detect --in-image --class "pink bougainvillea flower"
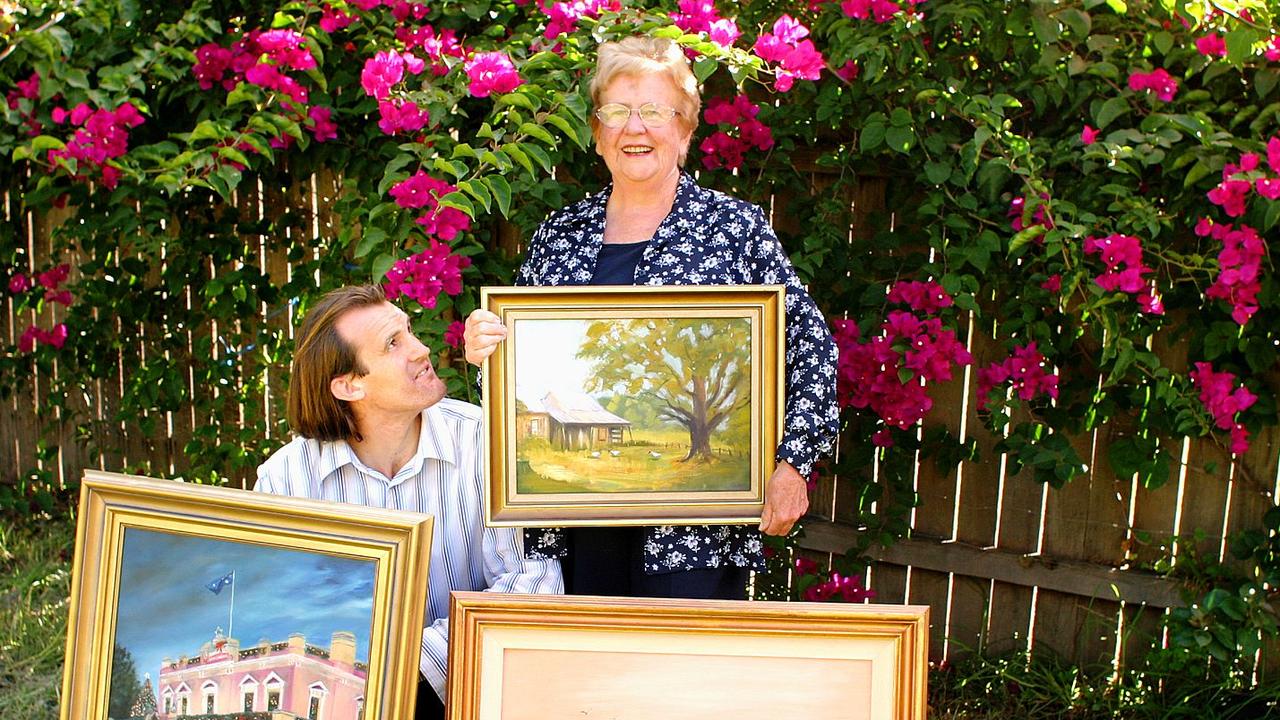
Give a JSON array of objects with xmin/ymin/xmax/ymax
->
[
  {"xmin": 977, "ymin": 342, "xmax": 1058, "ymax": 411},
  {"xmin": 1190, "ymin": 362, "xmax": 1256, "ymax": 454},
  {"xmin": 17, "ymin": 326, "xmax": 39, "ymax": 353},
  {"xmin": 444, "ymin": 320, "xmax": 466, "ymax": 348},
  {"xmin": 1207, "ymin": 178, "xmax": 1251, "ymax": 217},
  {"xmin": 887, "ymin": 280, "xmax": 953, "ymax": 314},
  {"xmin": 37, "ymin": 264, "xmax": 70, "ymax": 290},
  {"xmin": 389, "ymin": 170, "xmax": 450, "ymax": 209},
  {"xmin": 835, "ymin": 60, "xmax": 860, "ymax": 82},
  {"xmin": 8, "ymin": 273, "xmax": 30, "ymax": 294},
  {"xmin": 1267, "ymin": 36, "xmax": 1280, "ymax": 62},
  {"xmin": 543, "ymin": 0, "xmax": 620, "ymax": 40},
  {"xmin": 699, "ymin": 95, "xmax": 774, "ymax": 170},
  {"xmin": 1202, "ymin": 220, "xmax": 1266, "ymax": 326},
  {"xmin": 362, "ymin": 50, "xmax": 410, "ymax": 99},
  {"xmin": 1256, "ymin": 177, "xmax": 1280, "ymax": 200},
  {"xmin": 841, "ymin": 0, "xmax": 908, "ymax": 23},
  {"xmin": 1081, "ymin": 125, "xmax": 1099, "ymax": 145},
  {"xmin": 377, "ymin": 98, "xmax": 432, "ymax": 135},
  {"xmin": 319, "ymin": 4, "xmax": 356, "ymax": 32},
  {"xmin": 464, "ymin": 51, "xmax": 523, "ymax": 98},
  {"xmin": 1041, "ymin": 274, "xmax": 1061, "ymax": 292},
  {"xmin": 308, "ymin": 106, "xmax": 338, "ymax": 142},
  {"xmin": 383, "ymin": 239, "xmax": 472, "ymax": 309},
  {"xmin": 1127, "ymin": 68, "xmax": 1178, "ymax": 102},
  {"xmin": 753, "ymin": 15, "xmax": 825, "ymax": 92},
  {"xmin": 1196, "ymin": 33, "xmax": 1227, "ymax": 57}
]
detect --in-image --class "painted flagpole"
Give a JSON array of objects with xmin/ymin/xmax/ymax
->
[{"xmin": 227, "ymin": 570, "xmax": 235, "ymax": 641}]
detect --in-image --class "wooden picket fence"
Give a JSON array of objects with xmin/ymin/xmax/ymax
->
[{"xmin": 2, "ymin": 165, "xmax": 1277, "ymax": 676}]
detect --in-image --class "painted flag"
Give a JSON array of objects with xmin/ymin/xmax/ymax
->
[{"xmin": 205, "ymin": 571, "xmax": 234, "ymax": 595}]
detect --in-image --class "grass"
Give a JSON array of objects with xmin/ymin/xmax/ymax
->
[
  {"xmin": 929, "ymin": 651, "xmax": 1280, "ymax": 719},
  {"xmin": 0, "ymin": 516, "xmax": 72, "ymax": 720},
  {"xmin": 517, "ymin": 432, "xmax": 750, "ymax": 494}
]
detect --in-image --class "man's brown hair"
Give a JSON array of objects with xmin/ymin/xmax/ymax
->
[{"xmin": 287, "ymin": 284, "xmax": 388, "ymax": 441}]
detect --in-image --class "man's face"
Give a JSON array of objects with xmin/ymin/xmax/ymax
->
[{"xmin": 333, "ymin": 302, "xmax": 446, "ymax": 416}]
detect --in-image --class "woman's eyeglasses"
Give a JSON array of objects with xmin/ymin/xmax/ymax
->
[{"xmin": 593, "ymin": 102, "xmax": 681, "ymax": 129}]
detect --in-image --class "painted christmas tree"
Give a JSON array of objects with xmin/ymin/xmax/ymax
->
[{"xmin": 129, "ymin": 673, "xmax": 157, "ymax": 718}]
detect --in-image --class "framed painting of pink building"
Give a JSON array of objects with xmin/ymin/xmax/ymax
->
[{"xmin": 60, "ymin": 470, "xmax": 433, "ymax": 720}]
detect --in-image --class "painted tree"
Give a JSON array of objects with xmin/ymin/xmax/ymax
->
[
  {"xmin": 130, "ymin": 673, "xmax": 157, "ymax": 719},
  {"xmin": 107, "ymin": 644, "xmax": 142, "ymax": 719},
  {"xmin": 577, "ymin": 318, "xmax": 752, "ymax": 461}
]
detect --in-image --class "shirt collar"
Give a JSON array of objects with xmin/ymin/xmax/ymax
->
[{"xmin": 316, "ymin": 404, "xmax": 457, "ymax": 483}]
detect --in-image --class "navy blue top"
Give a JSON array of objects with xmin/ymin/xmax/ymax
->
[{"xmin": 591, "ymin": 240, "xmax": 649, "ymax": 284}]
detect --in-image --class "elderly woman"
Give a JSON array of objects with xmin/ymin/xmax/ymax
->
[{"xmin": 464, "ymin": 36, "xmax": 838, "ymax": 601}]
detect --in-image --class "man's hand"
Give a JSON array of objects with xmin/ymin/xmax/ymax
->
[
  {"xmin": 759, "ymin": 460, "xmax": 808, "ymax": 536},
  {"xmin": 463, "ymin": 308, "xmax": 508, "ymax": 367}
]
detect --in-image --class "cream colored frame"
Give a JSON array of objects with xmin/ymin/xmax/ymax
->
[
  {"xmin": 446, "ymin": 592, "xmax": 929, "ymax": 720},
  {"xmin": 481, "ymin": 285, "xmax": 784, "ymax": 527},
  {"xmin": 61, "ymin": 470, "xmax": 434, "ymax": 720}
]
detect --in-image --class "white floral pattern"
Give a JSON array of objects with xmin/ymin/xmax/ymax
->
[{"xmin": 520, "ymin": 173, "xmax": 839, "ymax": 573}]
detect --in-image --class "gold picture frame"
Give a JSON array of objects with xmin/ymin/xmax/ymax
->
[
  {"xmin": 61, "ymin": 470, "xmax": 433, "ymax": 720},
  {"xmin": 446, "ymin": 592, "xmax": 929, "ymax": 720},
  {"xmin": 481, "ymin": 285, "xmax": 784, "ymax": 527}
]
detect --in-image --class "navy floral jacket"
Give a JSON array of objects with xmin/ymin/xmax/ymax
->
[{"xmin": 520, "ymin": 173, "xmax": 840, "ymax": 573}]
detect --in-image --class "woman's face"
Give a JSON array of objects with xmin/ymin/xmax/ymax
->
[{"xmin": 594, "ymin": 73, "xmax": 692, "ymax": 188}]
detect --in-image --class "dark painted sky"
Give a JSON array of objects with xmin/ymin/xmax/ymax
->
[{"xmin": 113, "ymin": 527, "xmax": 377, "ymax": 685}]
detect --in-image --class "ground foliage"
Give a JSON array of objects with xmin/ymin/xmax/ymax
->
[{"xmin": 2, "ymin": 0, "xmax": 1280, "ymax": 698}]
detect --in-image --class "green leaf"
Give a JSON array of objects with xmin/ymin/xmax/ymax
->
[
  {"xmin": 503, "ymin": 142, "xmax": 536, "ymax": 176},
  {"xmin": 924, "ymin": 160, "xmax": 951, "ymax": 185},
  {"xmin": 459, "ymin": 179, "xmax": 493, "ymax": 214},
  {"xmin": 217, "ymin": 146, "xmax": 251, "ymax": 167},
  {"xmin": 1151, "ymin": 31, "xmax": 1173, "ymax": 57},
  {"xmin": 693, "ymin": 57, "xmax": 718, "ymax": 83},
  {"xmin": 190, "ymin": 120, "xmax": 225, "ymax": 143},
  {"xmin": 31, "ymin": 135, "xmax": 66, "ymax": 153},
  {"xmin": 1059, "ymin": 8, "xmax": 1091, "ymax": 38},
  {"xmin": 434, "ymin": 157, "xmax": 464, "ymax": 179},
  {"xmin": 372, "ymin": 253, "xmax": 396, "ymax": 281},
  {"xmin": 1225, "ymin": 28, "xmax": 1259, "ymax": 66},
  {"xmin": 523, "ymin": 144, "xmax": 554, "ymax": 173},
  {"xmin": 544, "ymin": 113, "xmax": 584, "ymax": 150},
  {"xmin": 226, "ymin": 84, "xmax": 259, "ymax": 107},
  {"xmin": 497, "ymin": 92, "xmax": 538, "ymax": 112},
  {"xmin": 519, "ymin": 122, "xmax": 558, "ymax": 148},
  {"xmin": 437, "ymin": 191, "xmax": 475, "ymax": 218},
  {"xmin": 486, "ymin": 174, "xmax": 512, "ymax": 217},
  {"xmin": 884, "ymin": 126, "xmax": 914, "ymax": 153},
  {"xmin": 354, "ymin": 227, "xmax": 388, "ymax": 259},
  {"xmin": 1105, "ymin": 0, "xmax": 1126, "ymax": 13},
  {"xmin": 452, "ymin": 144, "xmax": 479, "ymax": 160},
  {"xmin": 860, "ymin": 122, "xmax": 886, "ymax": 153},
  {"xmin": 1096, "ymin": 96, "xmax": 1129, "ymax": 129}
]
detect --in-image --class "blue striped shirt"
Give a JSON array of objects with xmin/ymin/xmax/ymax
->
[{"xmin": 254, "ymin": 397, "xmax": 563, "ymax": 700}]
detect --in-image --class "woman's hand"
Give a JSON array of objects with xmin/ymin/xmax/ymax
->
[
  {"xmin": 759, "ymin": 461, "xmax": 808, "ymax": 536},
  {"xmin": 464, "ymin": 308, "xmax": 508, "ymax": 367}
]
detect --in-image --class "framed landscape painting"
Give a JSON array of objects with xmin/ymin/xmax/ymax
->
[
  {"xmin": 61, "ymin": 470, "xmax": 433, "ymax": 720},
  {"xmin": 480, "ymin": 285, "xmax": 784, "ymax": 526},
  {"xmin": 446, "ymin": 592, "xmax": 930, "ymax": 720}
]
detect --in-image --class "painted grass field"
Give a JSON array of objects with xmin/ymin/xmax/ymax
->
[{"xmin": 516, "ymin": 430, "xmax": 750, "ymax": 494}]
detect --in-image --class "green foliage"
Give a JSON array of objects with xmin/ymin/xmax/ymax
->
[{"xmin": 0, "ymin": 522, "xmax": 71, "ymax": 720}]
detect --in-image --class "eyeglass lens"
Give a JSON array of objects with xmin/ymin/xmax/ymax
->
[{"xmin": 595, "ymin": 103, "xmax": 677, "ymax": 128}]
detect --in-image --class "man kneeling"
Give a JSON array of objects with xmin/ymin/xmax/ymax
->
[{"xmin": 256, "ymin": 285, "xmax": 563, "ymax": 719}]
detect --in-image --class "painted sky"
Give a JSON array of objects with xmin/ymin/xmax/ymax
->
[
  {"xmin": 113, "ymin": 527, "xmax": 376, "ymax": 686},
  {"xmin": 512, "ymin": 318, "xmax": 601, "ymax": 401}
]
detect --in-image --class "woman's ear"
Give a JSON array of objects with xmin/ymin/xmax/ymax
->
[{"xmin": 330, "ymin": 373, "xmax": 365, "ymax": 403}]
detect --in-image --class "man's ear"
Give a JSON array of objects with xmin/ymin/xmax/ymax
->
[{"xmin": 330, "ymin": 373, "xmax": 365, "ymax": 403}]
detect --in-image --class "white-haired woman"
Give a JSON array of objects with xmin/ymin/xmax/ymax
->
[{"xmin": 465, "ymin": 36, "xmax": 838, "ymax": 600}]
